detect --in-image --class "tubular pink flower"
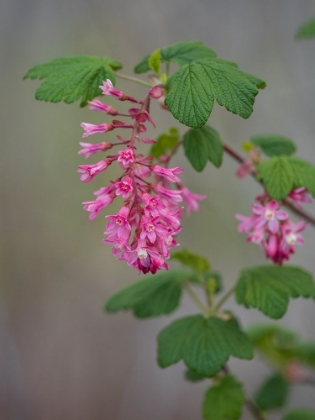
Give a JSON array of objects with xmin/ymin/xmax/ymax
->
[
  {"xmin": 152, "ymin": 165, "xmax": 184, "ymax": 183},
  {"xmin": 288, "ymin": 188, "xmax": 312, "ymax": 208},
  {"xmin": 78, "ymin": 160, "xmax": 109, "ymax": 182},
  {"xmin": 80, "ymin": 122, "xmax": 113, "ymax": 138},
  {"xmin": 88, "ymin": 99, "xmax": 118, "ymax": 115},
  {"xmin": 99, "ymin": 79, "xmax": 125, "ymax": 100},
  {"xmin": 115, "ymin": 177, "xmax": 133, "ymax": 198},
  {"xmin": 154, "ymin": 184, "xmax": 183, "ymax": 203},
  {"xmin": 78, "ymin": 141, "xmax": 113, "ymax": 159},
  {"xmin": 181, "ymin": 186, "xmax": 207, "ymax": 215},
  {"xmin": 82, "ymin": 194, "xmax": 113, "ymax": 220}
]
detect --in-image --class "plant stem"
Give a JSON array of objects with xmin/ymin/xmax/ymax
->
[
  {"xmin": 115, "ymin": 72, "xmax": 152, "ymax": 87},
  {"xmin": 214, "ymin": 284, "xmax": 236, "ymax": 312},
  {"xmin": 223, "ymin": 143, "xmax": 315, "ymax": 228},
  {"xmin": 183, "ymin": 282, "xmax": 209, "ymax": 317}
]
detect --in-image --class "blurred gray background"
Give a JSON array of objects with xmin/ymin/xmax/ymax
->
[{"xmin": 2, "ymin": 0, "xmax": 315, "ymax": 419}]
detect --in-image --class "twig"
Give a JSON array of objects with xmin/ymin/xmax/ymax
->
[
  {"xmin": 183, "ymin": 282, "xmax": 209, "ymax": 317},
  {"xmin": 115, "ymin": 72, "xmax": 152, "ymax": 87}
]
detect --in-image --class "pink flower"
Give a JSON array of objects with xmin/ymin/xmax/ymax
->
[
  {"xmin": 88, "ymin": 99, "xmax": 118, "ymax": 115},
  {"xmin": 181, "ymin": 186, "xmax": 207, "ymax": 215},
  {"xmin": 140, "ymin": 216, "xmax": 168, "ymax": 244},
  {"xmin": 78, "ymin": 141, "xmax": 113, "ymax": 159},
  {"xmin": 78, "ymin": 160, "xmax": 109, "ymax": 182},
  {"xmin": 129, "ymin": 108, "xmax": 156, "ymax": 127},
  {"xmin": 154, "ymin": 184, "xmax": 183, "ymax": 203},
  {"xmin": 105, "ymin": 206, "xmax": 131, "ymax": 243},
  {"xmin": 117, "ymin": 148, "xmax": 135, "ymax": 168},
  {"xmin": 115, "ymin": 177, "xmax": 133, "ymax": 198},
  {"xmin": 252, "ymin": 200, "xmax": 288, "ymax": 233},
  {"xmin": 288, "ymin": 188, "xmax": 312, "ymax": 208},
  {"xmin": 99, "ymin": 79, "xmax": 125, "ymax": 100},
  {"xmin": 152, "ymin": 165, "xmax": 184, "ymax": 183},
  {"xmin": 80, "ymin": 122, "xmax": 113, "ymax": 138},
  {"xmin": 149, "ymin": 86, "xmax": 163, "ymax": 99},
  {"xmin": 82, "ymin": 194, "xmax": 113, "ymax": 220},
  {"xmin": 142, "ymin": 193, "xmax": 166, "ymax": 217}
]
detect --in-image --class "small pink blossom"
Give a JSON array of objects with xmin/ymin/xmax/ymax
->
[
  {"xmin": 152, "ymin": 165, "xmax": 184, "ymax": 183},
  {"xmin": 82, "ymin": 194, "xmax": 113, "ymax": 220},
  {"xmin": 88, "ymin": 99, "xmax": 118, "ymax": 115},
  {"xmin": 181, "ymin": 186, "xmax": 207, "ymax": 215},
  {"xmin": 80, "ymin": 122, "xmax": 113, "ymax": 138},
  {"xmin": 78, "ymin": 160, "xmax": 109, "ymax": 182},
  {"xmin": 288, "ymin": 187, "xmax": 312, "ymax": 208},
  {"xmin": 117, "ymin": 148, "xmax": 135, "ymax": 168},
  {"xmin": 154, "ymin": 184, "xmax": 183, "ymax": 203},
  {"xmin": 99, "ymin": 79, "xmax": 125, "ymax": 100},
  {"xmin": 252, "ymin": 200, "xmax": 288, "ymax": 233},
  {"xmin": 115, "ymin": 177, "xmax": 133, "ymax": 198},
  {"xmin": 149, "ymin": 86, "xmax": 164, "ymax": 99},
  {"xmin": 78, "ymin": 141, "xmax": 113, "ymax": 159}
]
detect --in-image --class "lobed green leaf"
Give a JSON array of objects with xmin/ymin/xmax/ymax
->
[
  {"xmin": 254, "ymin": 374, "xmax": 290, "ymax": 411},
  {"xmin": 105, "ymin": 270, "xmax": 197, "ymax": 318},
  {"xmin": 157, "ymin": 315, "xmax": 253, "ymax": 377},
  {"xmin": 257, "ymin": 156, "xmax": 315, "ymax": 200},
  {"xmin": 283, "ymin": 409, "xmax": 315, "ymax": 420},
  {"xmin": 24, "ymin": 56, "xmax": 122, "ymax": 106},
  {"xmin": 295, "ymin": 18, "xmax": 315, "ymax": 40},
  {"xmin": 203, "ymin": 374, "xmax": 246, "ymax": 420},
  {"xmin": 134, "ymin": 41, "xmax": 217, "ymax": 73},
  {"xmin": 251, "ymin": 134, "xmax": 297, "ymax": 157},
  {"xmin": 183, "ymin": 125, "xmax": 223, "ymax": 171},
  {"xmin": 165, "ymin": 58, "xmax": 265, "ymax": 128},
  {"xmin": 236, "ymin": 265, "xmax": 315, "ymax": 319}
]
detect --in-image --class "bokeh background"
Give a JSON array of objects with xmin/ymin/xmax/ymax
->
[{"xmin": 2, "ymin": 0, "xmax": 315, "ymax": 419}]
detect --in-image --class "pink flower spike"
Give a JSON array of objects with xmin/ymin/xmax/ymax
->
[
  {"xmin": 99, "ymin": 79, "xmax": 125, "ymax": 100},
  {"xmin": 117, "ymin": 148, "xmax": 135, "ymax": 168},
  {"xmin": 152, "ymin": 165, "xmax": 184, "ymax": 183},
  {"xmin": 181, "ymin": 186, "xmax": 207, "ymax": 215},
  {"xmin": 80, "ymin": 122, "xmax": 113, "ymax": 138},
  {"xmin": 88, "ymin": 99, "xmax": 118, "ymax": 115},
  {"xmin": 78, "ymin": 141, "xmax": 113, "ymax": 159},
  {"xmin": 115, "ymin": 177, "xmax": 133, "ymax": 198},
  {"xmin": 78, "ymin": 160, "xmax": 109, "ymax": 182},
  {"xmin": 149, "ymin": 86, "xmax": 164, "ymax": 99}
]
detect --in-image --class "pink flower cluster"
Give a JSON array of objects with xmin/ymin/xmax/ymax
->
[
  {"xmin": 78, "ymin": 79, "xmax": 206, "ymax": 274},
  {"xmin": 236, "ymin": 189, "xmax": 311, "ymax": 264}
]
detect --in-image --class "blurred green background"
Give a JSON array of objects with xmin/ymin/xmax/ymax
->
[{"xmin": 2, "ymin": 0, "xmax": 315, "ymax": 419}]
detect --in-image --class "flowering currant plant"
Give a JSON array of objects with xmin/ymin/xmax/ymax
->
[{"xmin": 25, "ymin": 26, "xmax": 315, "ymax": 420}]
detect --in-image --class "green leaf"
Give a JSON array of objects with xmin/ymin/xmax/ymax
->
[
  {"xmin": 157, "ymin": 315, "xmax": 253, "ymax": 377},
  {"xmin": 287, "ymin": 157, "xmax": 315, "ymax": 197},
  {"xmin": 105, "ymin": 270, "xmax": 197, "ymax": 318},
  {"xmin": 205, "ymin": 271, "xmax": 223, "ymax": 294},
  {"xmin": 148, "ymin": 49, "xmax": 162, "ymax": 75},
  {"xmin": 165, "ymin": 58, "xmax": 264, "ymax": 128},
  {"xmin": 257, "ymin": 157, "xmax": 293, "ymax": 200},
  {"xmin": 171, "ymin": 248, "xmax": 210, "ymax": 274},
  {"xmin": 257, "ymin": 156, "xmax": 315, "ymax": 200},
  {"xmin": 150, "ymin": 127, "xmax": 180, "ymax": 159},
  {"xmin": 183, "ymin": 125, "xmax": 223, "ymax": 171},
  {"xmin": 295, "ymin": 18, "xmax": 315, "ymax": 40},
  {"xmin": 236, "ymin": 265, "xmax": 315, "ymax": 319},
  {"xmin": 283, "ymin": 409, "xmax": 315, "ymax": 420},
  {"xmin": 255, "ymin": 374, "xmax": 290, "ymax": 411},
  {"xmin": 24, "ymin": 56, "xmax": 122, "ymax": 106},
  {"xmin": 184, "ymin": 368, "xmax": 206, "ymax": 382},
  {"xmin": 295, "ymin": 342, "xmax": 315, "ymax": 368},
  {"xmin": 134, "ymin": 41, "xmax": 217, "ymax": 73},
  {"xmin": 203, "ymin": 374, "xmax": 246, "ymax": 420},
  {"xmin": 251, "ymin": 134, "xmax": 297, "ymax": 157}
]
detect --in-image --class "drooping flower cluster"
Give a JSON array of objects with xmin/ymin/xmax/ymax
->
[
  {"xmin": 236, "ymin": 189, "xmax": 311, "ymax": 264},
  {"xmin": 78, "ymin": 80, "xmax": 206, "ymax": 274}
]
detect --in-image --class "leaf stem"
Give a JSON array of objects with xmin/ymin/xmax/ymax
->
[
  {"xmin": 115, "ymin": 72, "xmax": 152, "ymax": 87},
  {"xmin": 214, "ymin": 284, "xmax": 236, "ymax": 312},
  {"xmin": 223, "ymin": 143, "xmax": 315, "ymax": 227},
  {"xmin": 183, "ymin": 282, "xmax": 209, "ymax": 317}
]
